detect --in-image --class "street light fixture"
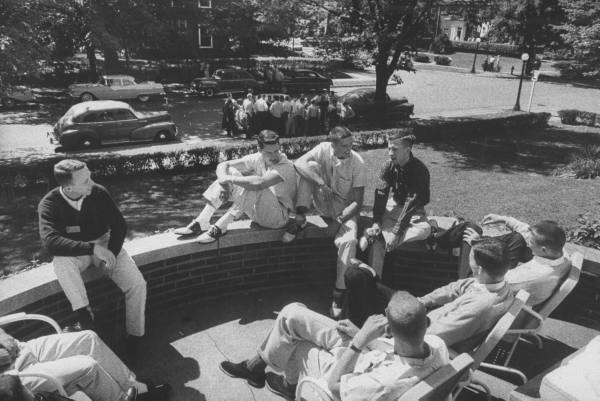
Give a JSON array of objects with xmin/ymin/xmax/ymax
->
[
  {"xmin": 470, "ymin": 37, "xmax": 481, "ymax": 73},
  {"xmin": 513, "ymin": 52, "xmax": 529, "ymax": 111}
]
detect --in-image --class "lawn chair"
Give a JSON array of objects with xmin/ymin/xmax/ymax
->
[
  {"xmin": 294, "ymin": 353, "xmax": 474, "ymax": 401},
  {"xmin": 0, "ymin": 312, "xmax": 92, "ymax": 401},
  {"xmin": 478, "ymin": 251, "xmax": 583, "ymax": 381},
  {"xmin": 451, "ymin": 289, "xmax": 530, "ymax": 400}
]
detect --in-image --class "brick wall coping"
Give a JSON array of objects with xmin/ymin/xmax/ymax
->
[{"xmin": 1, "ymin": 215, "xmax": 599, "ymax": 316}]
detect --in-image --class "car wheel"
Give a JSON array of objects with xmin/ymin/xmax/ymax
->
[
  {"xmin": 205, "ymin": 87, "xmax": 215, "ymax": 97},
  {"xmin": 80, "ymin": 92, "xmax": 94, "ymax": 102},
  {"xmin": 154, "ymin": 130, "xmax": 171, "ymax": 142},
  {"xmin": 78, "ymin": 136, "xmax": 98, "ymax": 149},
  {"xmin": 138, "ymin": 94, "xmax": 150, "ymax": 102}
]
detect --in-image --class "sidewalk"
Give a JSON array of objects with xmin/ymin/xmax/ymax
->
[{"xmin": 332, "ymin": 70, "xmax": 398, "ymax": 88}]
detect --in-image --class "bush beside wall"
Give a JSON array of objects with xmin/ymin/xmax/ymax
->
[{"xmin": 558, "ymin": 109, "xmax": 600, "ymax": 127}]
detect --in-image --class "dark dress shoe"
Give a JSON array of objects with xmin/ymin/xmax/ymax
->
[
  {"xmin": 63, "ymin": 308, "xmax": 95, "ymax": 332},
  {"xmin": 220, "ymin": 360, "xmax": 265, "ymax": 388},
  {"xmin": 265, "ymin": 372, "xmax": 295, "ymax": 401},
  {"xmin": 138, "ymin": 383, "xmax": 171, "ymax": 401},
  {"xmin": 125, "ymin": 386, "xmax": 138, "ymax": 401}
]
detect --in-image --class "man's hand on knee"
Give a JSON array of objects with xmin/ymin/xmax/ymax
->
[
  {"xmin": 336, "ymin": 319, "xmax": 359, "ymax": 340},
  {"xmin": 93, "ymin": 245, "xmax": 116, "ymax": 270},
  {"xmin": 385, "ymin": 233, "xmax": 402, "ymax": 252}
]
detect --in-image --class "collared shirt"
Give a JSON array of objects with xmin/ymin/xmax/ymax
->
[
  {"xmin": 339, "ymin": 335, "xmax": 448, "ymax": 401},
  {"xmin": 506, "ymin": 254, "xmax": 571, "ymax": 307},
  {"xmin": 372, "ymin": 155, "xmax": 430, "ymax": 234},
  {"xmin": 242, "ymin": 98, "xmax": 254, "ymax": 114},
  {"xmin": 293, "ymin": 100, "xmax": 305, "ymax": 116},
  {"xmin": 307, "ymin": 104, "xmax": 320, "ymax": 118},
  {"xmin": 59, "ymin": 187, "xmax": 85, "ymax": 211},
  {"xmin": 238, "ymin": 152, "xmax": 297, "ymax": 211},
  {"xmin": 270, "ymin": 101, "xmax": 283, "ymax": 118},
  {"xmin": 304, "ymin": 142, "xmax": 368, "ymax": 200},
  {"xmin": 254, "ymin": 98, "xmax": 269, "ymax": 112},
  {"xmin": 420, "ymin": 278, "xmax": 514, "ymax": 347},
  {"xmin": 282, "ymin": 100, "xmax": 293, "ymax": 114}
]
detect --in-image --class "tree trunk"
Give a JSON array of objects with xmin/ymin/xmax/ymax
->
[
  {"xmin": 103, "ymin": 47, "xmax": 120, "ymax": 73},
  {"xmin": 374, "ymin": 62, "xmax": 391, "ymax": 123},
  {"xmin": 86, "ymin": 44, "xmax": 97, "ymax": 81}
]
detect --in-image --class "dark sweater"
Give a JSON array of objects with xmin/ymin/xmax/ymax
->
[
  {"xmin": 372, "ymin": 154, "xmax": 430, "ymax": 235},
  {"xmin": 38, "ymin": 185, "xmax": 126, "ymax": 257}
]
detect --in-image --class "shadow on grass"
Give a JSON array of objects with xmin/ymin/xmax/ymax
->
[{"xmin": 420, "ymin": 125, "xmax": 600, "ymax": 174}]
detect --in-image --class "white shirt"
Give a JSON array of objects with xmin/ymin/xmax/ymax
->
[
  {"xmin": 270, "ymin": 101, "xmax": 283, "ymax": 118},
  {"xmin": 255, "ymin": 98, "xmax": 269, "ymax": 112},
  {"xmin": 59, "ymin": 187, "xmax": 85, "ymax": 211}
]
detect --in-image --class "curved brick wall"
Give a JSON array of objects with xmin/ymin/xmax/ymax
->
[{"xmin": 1, "ymin": 216, "xmax": 600, "ymax": 340}]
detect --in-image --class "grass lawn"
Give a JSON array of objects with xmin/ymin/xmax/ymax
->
[{"xmin": 2, "ymin": 125, "xmax": 600, "ymax": 277}]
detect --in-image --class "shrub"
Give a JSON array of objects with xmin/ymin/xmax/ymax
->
[
  {"xmin": 557, "ymin": 109, "xmax": 599, "ymax": 127},
  {"xmin": 434, "ymin": 55, "xmax": 452, "ymax": 66},
  {"xmin": 567, "ymin": 213, "xmax": 600, "ymax": 250},
  {"xmin": 557, "ymin": 145, "xmax": 600, "ymax": 179},
  {"xmin": 413, "ymin": 54, "xmax": 431, "ymax": 63},
  {"xmin": 431, "ymin": 34, "xmax": 453, "ymax": 54}
]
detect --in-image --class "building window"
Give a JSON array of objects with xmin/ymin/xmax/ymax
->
[
  {"xmin": 198, "ymin": 0, "xmax": 211, "ymax": 8},
  {"xmin": 198, "ymin": 26, "xmax": 213, "ymax": 48},
  {"xmin": 176, "ymin": 19, "xmax": 188, "ymax": 34}
]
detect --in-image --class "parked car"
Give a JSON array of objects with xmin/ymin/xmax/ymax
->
[
  {"xmin": 339, "ymin": 88, "xmax": 414, "ymax": 121},
  {"xmin": 68, "ymin": 75, "xmax": 165, "ymax": 103},
  {"xmin": 191, "ymin": 68, "xmax": 260, "ymax": 97},
  {"xmin": 49, "ymin": 100, "xmax": 178, "ymax": 150},
  {"xmin": 279, "ymin": 69, "xmax": 333, "ymax": 93},
  {"xmin": 1, "ymin": 86, "xmax": 36, "ymax": 107}
]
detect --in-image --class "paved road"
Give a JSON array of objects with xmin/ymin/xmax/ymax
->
[{"xmin": 1, "ymin": 69, "xmax": 599, "ymax": 156}]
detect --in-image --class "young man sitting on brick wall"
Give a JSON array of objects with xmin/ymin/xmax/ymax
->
[
  {"xmin": 0, "ymin": 330, "xmax": 169, "ymax": 401},
  {"xmin": 344, "ymin": 237, "xmax": 515, "ymax": 348},
  {"xmin": 174, "ymin": 130, "xmax": 297, "ymax": 243},
  {"xmin": 360, "ymin": 132, "xmax": 432, "ymax": 278},
  {"xmin": 38, "ymin": 160, "xmax": 146, "ymax": 357},
  {"xmin": 219, "ymin": 292, "xmax": 448, "ymax": 401},
  {"xmin": 281, "ymin": 126, "xmax": 367, "ymax": 319}
]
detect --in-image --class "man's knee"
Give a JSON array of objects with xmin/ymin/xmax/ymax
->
[
  {"xmin": 344, "ymin": 265, "xmax": 372, "ymax": 288},
  {"xmin": 279, "ymin": 302, "xmax": 309, "ymax": 322},
  {"xmin": 336, "ymin": 236, "xmax": 357, "ymax": 251}
]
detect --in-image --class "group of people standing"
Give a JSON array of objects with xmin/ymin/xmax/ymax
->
[{"xmin": 222, "ymin": 91, "xmax": 355, "ymax": 138}]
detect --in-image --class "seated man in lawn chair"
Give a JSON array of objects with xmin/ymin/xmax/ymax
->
[
  {"xmin": 219, "ymin": 292, "xmax": 448, "ymax": 401},
  {"xmin": 175, "ymin": 130, "xmax": 297, "ymax": 243},
  {"xmin": 450, "ymin": 215, "xmax": 570, "ymax": 307},
  {"xmin": 360, "ymin": 132, "xmax": 433, "ymax": 277},
  {"xmin": 0, "ymin": 329, "xmax": 168, "ymax": 401},
  {"xmin": 344, "ymin": 237, "xmax": 515, "ymax": 348},
  {"xmin": 282, "ymin": 126, "xmax": 368, "ymax": 319}
]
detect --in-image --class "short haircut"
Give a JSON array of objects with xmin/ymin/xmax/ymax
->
[
  {"xmin": 0, "ymin": 375, "xmax": 25, "ymax": 401},
  {"xmin": 273, "ymin": 95, "xmax": 279, "ymax": 101},
  {"xmin": 386, "ymin": 291, "xmax": 428, "ymax": 342},
  {"xmin": 329, "ymin": 126, "xmax": 353, "ymax": 143},
  {"xmin": 53, "ymin": 159, "xmax": 87, "ymax": 186},
  {"xmin": 472, "ymin": 237, "xmax": 508, "ymax": 278},
  {"xmin": 530, "ymin": 220, "xmax": 566, "ymax": 252},
  {"xmin": 257, "ymin": 130, "xmax": 279, "ymax": 149},
  {"xmin": 388, "ymin": 132, "xmax": 416, "ymax": 148}
]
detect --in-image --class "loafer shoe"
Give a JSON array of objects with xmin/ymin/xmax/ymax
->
[
  {"xmin": 265, "ymin": 372, "xmax": 295, "ymax": 401},
  {"xmin": 197, "ymin": 225, "xmax": 226, "ymax": 244},
  {"xmin": 281, "ymin": 218, "xmax": 307, "ymax": 243},
  {"xmin": 174, "ymin": 220, "xmax": 202, "ymax": 236},
  {"xmin": 220, "ymin": 360, "xmax": 265, "ymax": 388}
]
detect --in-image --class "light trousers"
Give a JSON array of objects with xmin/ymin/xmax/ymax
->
[
  {"xmin": 295, "ymin": 166, "xmax": 358, "ymax": 290},
  {"xmin": 258, "ymin": 303, "xmax": 347, "ymax": 385},
  {"xmin": 368, "ymin": 200, "xmax": 431, "ymax": 276},
  {"xmin": 52, "ymin": 234, "xmax": 146, "ymax": 337},
  {"xmin": 202, "ymin": 174, "xmax": 289, "ymax": 229},
  {"xmin": 14, "ymin": 330, "xmax": 143, "ymax": 401}
]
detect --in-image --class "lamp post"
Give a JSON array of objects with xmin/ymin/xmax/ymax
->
[
  {"xmin": 512, "ymin": 53, "xmax": 529, "ymax": 111},
  {"xmin": 470, "ymin": 37, "xmax": 481, "ymax": 73}
]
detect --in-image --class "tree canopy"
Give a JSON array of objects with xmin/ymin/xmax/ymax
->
[{"xmin": 558, "ymin": 0, "xmax": 600, "ymax": 74}]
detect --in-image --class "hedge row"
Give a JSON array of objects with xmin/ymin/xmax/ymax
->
[
  {"xmin": 0, "ymin": 112, "xmax": 550, "ymax": 189},
  {"xmin": 450, "ymin": 41, "xmax": 543, "ymax": 59},
  {"xmin": 558, "ymin": 109, "xmax": 600, "ymax": 127}
]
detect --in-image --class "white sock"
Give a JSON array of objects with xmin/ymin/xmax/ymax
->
[
  {"xmin": 196, "ymin": 204, "xmax": 216, "ymax": 231},
  {"xmin": 215, "ymin": 211, "xmax": 235, "ymax": 231},
  {"xmin": 133, "ymin": 381, "xmax": 148, "ymax": 394}
]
